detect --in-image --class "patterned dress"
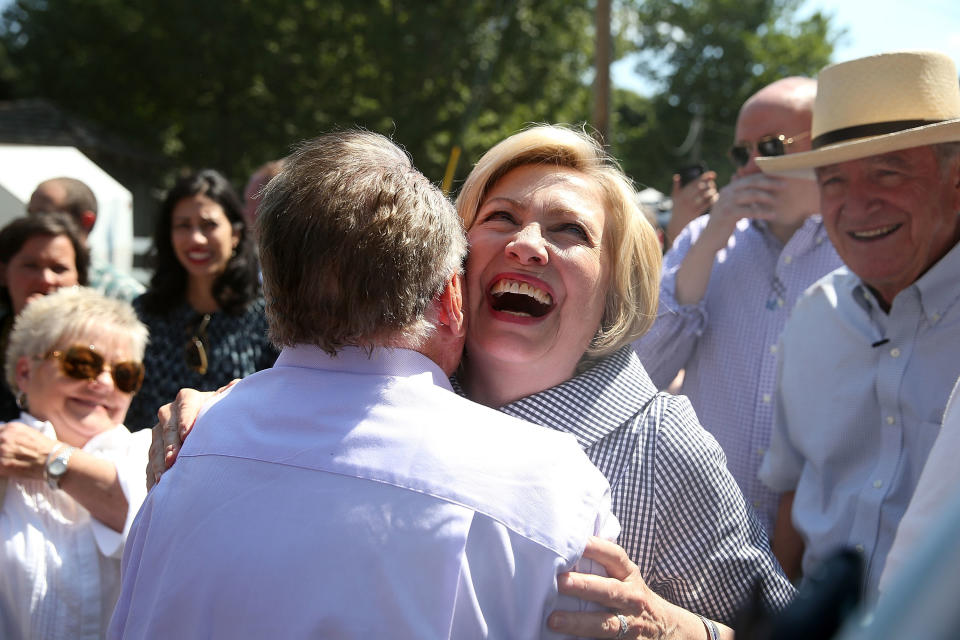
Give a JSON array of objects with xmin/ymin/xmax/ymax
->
[{"xmin": 125, "ymin": 297, "xmax": 278, "ymax": 431}]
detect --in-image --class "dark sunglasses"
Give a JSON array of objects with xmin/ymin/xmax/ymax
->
[
  {"xmin": 184, "ymin": 313, "xmax": 211, "ymax": 375},
  {"xmin": 728, "ymin": 132, "xmax": 810, "ymax": 168},
  {"xmin": 44, "ymin": 344, "xmax": 144, "ymax": 393}
]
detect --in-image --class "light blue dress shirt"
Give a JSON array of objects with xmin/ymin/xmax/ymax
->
[
  {"xmin": 635, "ymin": 214, "xmax": 841, "ymax": 534},
  {"xmin": 110, "ymin": 345, "xmax": 617, "ymax": 639},
  {"xmin": 760, "ymin": 240, "xmax": 960, "ymax": 597}
]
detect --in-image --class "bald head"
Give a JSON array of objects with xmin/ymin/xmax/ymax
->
[
  {"xmin": 28, "ymin": 177, "xmax": 98, "ymax": 234},
  {"xmin": 741, "ymin": 76, "xmax": 817, "ymax": 117},
  {"xmin": 732, "ymin": 76, "xmax": 819, "ymax": 234}
]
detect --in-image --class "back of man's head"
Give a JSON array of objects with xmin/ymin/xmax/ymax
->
[
  {"xmin": 258, "ymin": 130, "xmax": 466, "ymax": 354},
  {"xmin": 28, "ymin": 177, "xmax": 99, "ymax": 233}
]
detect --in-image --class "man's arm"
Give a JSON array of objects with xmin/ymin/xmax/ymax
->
[
  {"xmin": 772, "ymin": 491, "xmax": 804, "ymax": 582},
  {"xmin": 673, "ymin": 173, "xmax": 781, "ymax": 305},
  {"xmin": 548, "ymin": 537, "xmax": 733, "ymax": 640},
  {"xmin": 664, "ymin": 172, "xmax": 717, "ymax": 250}
]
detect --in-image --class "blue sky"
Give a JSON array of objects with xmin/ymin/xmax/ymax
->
[{"xmin": 614, "ymin": 0, "xmax": 960, "ymax": 94}]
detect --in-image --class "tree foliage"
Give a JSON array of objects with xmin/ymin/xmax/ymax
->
[
  {"xmin": 1, "ymin": 0, "xmax": 838, "ymax": 201},
  {"xmin": 612, "ymin": 0, "xmax": 839, "ymax": 192},
  {"xmin": 0, "ymin": 0, "xmax": 593, "ymax": 187}
]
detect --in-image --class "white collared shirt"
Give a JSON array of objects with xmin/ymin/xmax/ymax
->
[
  {"xmin": 0, "ymin": 414, "xmax": 150, "ymax": 640},
  {"xmin": 110, "ymin": 345, "xmax": 618, "ymax": 639}
]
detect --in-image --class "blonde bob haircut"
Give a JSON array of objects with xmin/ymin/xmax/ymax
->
[
  {"xmin": 5, "ymin": 286, "xmax": 149, "ymax": 391},
  {"xmin": 456, "ymin": 124, "xmax": 661, "ymax": 362}
]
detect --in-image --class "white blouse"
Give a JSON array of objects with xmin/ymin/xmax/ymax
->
[{"xmin": 0, "ymin": 413, "xmax": 150, "ymax": 640}]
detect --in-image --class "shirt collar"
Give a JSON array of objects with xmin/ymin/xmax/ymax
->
[
  {"xmin": 18, "ymin": 412, "xmax": 56, "ymax": 438},
  {"xmin": 751, "ymin": 214, "xmax": 829, "ymax": 255},
  {"xmin": 275, "ymin": 344, "xmax": 453, "ymax": 391},
  {"xmin": 851, "ymin": 238, "xmax": 960, "ymax": 324},
  {"xmin": 914, "ymin": 238, "xmax": 960, "ymax": 324},
  {"xmin": 479, "ymin": 345, "xmax": 659, "ymax": 450}
]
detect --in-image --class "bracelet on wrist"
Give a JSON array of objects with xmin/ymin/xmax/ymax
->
[{"xmin": 697, "ymin": 614, "xmax": 721, "ymax": 640}]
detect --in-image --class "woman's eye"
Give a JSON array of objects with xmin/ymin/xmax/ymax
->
[
  {"xmin": 482, "ymin": 210, "xmax": 515, "ymax": 224},
  {"xmin": 557, "ymin": 223, "xmax": 589, "ymax": 240}
]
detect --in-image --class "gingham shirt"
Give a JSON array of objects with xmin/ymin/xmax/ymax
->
[
  {"xmin": 634, "ymin": 215, "xmax": 841, "ymax": 534},
  {"xmin": 457, "ymin": 346, "xmax": 795, "ymax": 623}
]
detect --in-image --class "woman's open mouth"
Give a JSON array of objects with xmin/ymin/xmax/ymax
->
[{"xmin": 489, "ymin": 278, "xmax": 554, "ymax": 318}]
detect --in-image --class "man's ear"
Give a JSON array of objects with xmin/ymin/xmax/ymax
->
[
  {"xmin": 79, "ymin": 210, "xmax": 97, "ymax": 232},
  {"xmin": 437, "ymin": 272, "xmax": 465, "ymax": 338}
]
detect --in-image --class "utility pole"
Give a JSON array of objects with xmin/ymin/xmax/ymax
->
[{"xmin": 592, "ymin": 0, "xmax": 611, "ymax": 146}]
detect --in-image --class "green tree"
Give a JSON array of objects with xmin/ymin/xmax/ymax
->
[
  {"xmin": 0, "ymin": 0, "xmax": 594, "ymax": 187},
  {"xmin": 612, "ymin": 0, "xmax": 839, "ymax": 192}
]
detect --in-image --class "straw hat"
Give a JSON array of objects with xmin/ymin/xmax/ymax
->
[{"xmin": 757, "ymin": 50, "xmax": 960, "ymax": 179}]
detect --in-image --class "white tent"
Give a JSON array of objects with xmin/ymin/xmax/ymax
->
[{"xmin": 0, "ymin": 144, "xmax": 135, "ymax": 272}]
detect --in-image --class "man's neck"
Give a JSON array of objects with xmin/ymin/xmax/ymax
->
[{"xmin": 767, "ymin": 217, "xmax": 807, "ymax": 245}]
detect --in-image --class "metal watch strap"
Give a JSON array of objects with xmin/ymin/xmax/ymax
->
[
  {"xmin": 43, "ymin": 443, "xmax": 66, "ymax": 485},
  {"xmin": 45, "ymin": 445, "xmax": 77, "ymax": 489}
]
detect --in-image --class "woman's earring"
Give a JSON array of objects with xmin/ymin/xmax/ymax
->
[{"xmin": 15, "ymin": 392, "xmax": 27, "ymax": 411}]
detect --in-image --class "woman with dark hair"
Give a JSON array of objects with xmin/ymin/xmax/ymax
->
[
  {"xmin": 0, "ymin": 212, "xmax": 89, "ymax": 421},
  {"xmin": 125, "ymin": 170, "xmax": 277, "ymax": 431}
]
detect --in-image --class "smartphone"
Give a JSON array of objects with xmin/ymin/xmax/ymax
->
[{"xmin": 677, "ymin": 162, "xmax": 707, "ymax": 187}]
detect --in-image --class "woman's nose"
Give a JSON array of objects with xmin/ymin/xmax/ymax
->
[
  {"xmin": 91, "ymin": 366, "xmax": 115, "ymax": 389},
  {"xmin": 506, "ymin": 224, "xmax": 548, "ymax": 265}
]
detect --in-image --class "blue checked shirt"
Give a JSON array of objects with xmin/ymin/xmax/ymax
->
[
  {"xmin": 634, "ymin": 214, "xmax": 842, "ymax": 534},
  {"xmin": 457, "ymin": 346, "xmax": 795, "ymax": 623}
]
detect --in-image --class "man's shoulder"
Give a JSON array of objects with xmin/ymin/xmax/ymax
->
[
  {"xmin": 190, "ymin": 362, "xmax": 611, "ymax": 558},
  {"xmin": 88, "ymin": 260, "xmax": 146, "ymax": 302},
  {"xmin": 786, "ymin": 264, "xmax": 856, "ymax": 325}
]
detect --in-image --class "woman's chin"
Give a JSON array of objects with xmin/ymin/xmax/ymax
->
[
  {"xmin": 466, "ymin": 332, "xmax": 578, "ymax": 372},
  {"xmin": 59, "ymin": 400, "xmax": 119, "ymax": 433}
]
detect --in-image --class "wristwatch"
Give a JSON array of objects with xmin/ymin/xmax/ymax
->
[{"xmin": 45, "ymin": 445, "xmax": 77, "ymax": 489}]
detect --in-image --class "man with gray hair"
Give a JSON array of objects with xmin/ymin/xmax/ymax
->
[
  {"xmin": 757, "ymin": 50, "xmax": 960, "ymax": 598},
  {"xmin": 109, "ymin": 130, "xmax": 617, "ymax": 638}
]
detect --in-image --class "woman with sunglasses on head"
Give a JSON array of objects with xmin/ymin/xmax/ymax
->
[
  {"xmin": 0, "ymin": 286, "xmax": 151, "ymax": 640},
  {"xmin": 125, "ymin": 169, "xmax": 277, "ymax": 432},
  {"xmin": 0, "ymin": 212, "xmax": 90, "ymax": 422}
]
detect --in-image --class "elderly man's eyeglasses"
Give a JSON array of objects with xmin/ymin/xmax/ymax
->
[
  {"xmin": 184, "ymin": 313, "xmax": 211, "ymax": 375},
  {"xmin": 44, "ymin": 345, "xmax": 144, "ymax": 393},
  {"xmin": 728, "ymin": 132, "xmax": 810, "ymax": 168}
]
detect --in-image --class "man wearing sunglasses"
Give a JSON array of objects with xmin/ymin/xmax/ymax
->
[
  {"xmin": 634, "ymin": 76, "xmax": 843, "ymax": 537},
  {"xmin": 757, "ymin": 50, "xmax": 960, "ymax": 600}
]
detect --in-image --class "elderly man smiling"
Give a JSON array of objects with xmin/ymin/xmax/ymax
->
[{"xmin": 757, "ymin": 50, "xmax": 960, "ymax": 599}]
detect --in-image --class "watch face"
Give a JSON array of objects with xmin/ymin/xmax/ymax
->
[{"xmin": 48, "ymin": 458, "xmax": 68, "ymax": 477}]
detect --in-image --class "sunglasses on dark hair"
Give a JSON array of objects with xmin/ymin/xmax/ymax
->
[
  {"xmin": 184, "ymin": 313, "xmax": 211, "ymax": 375},
  {"xmin": 44, "ymin": 345, "xmax": 144, "ymax": 393},
  {"xmin": 727, "ymin": 132, "xmax": 810, "ymax": 168}
]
